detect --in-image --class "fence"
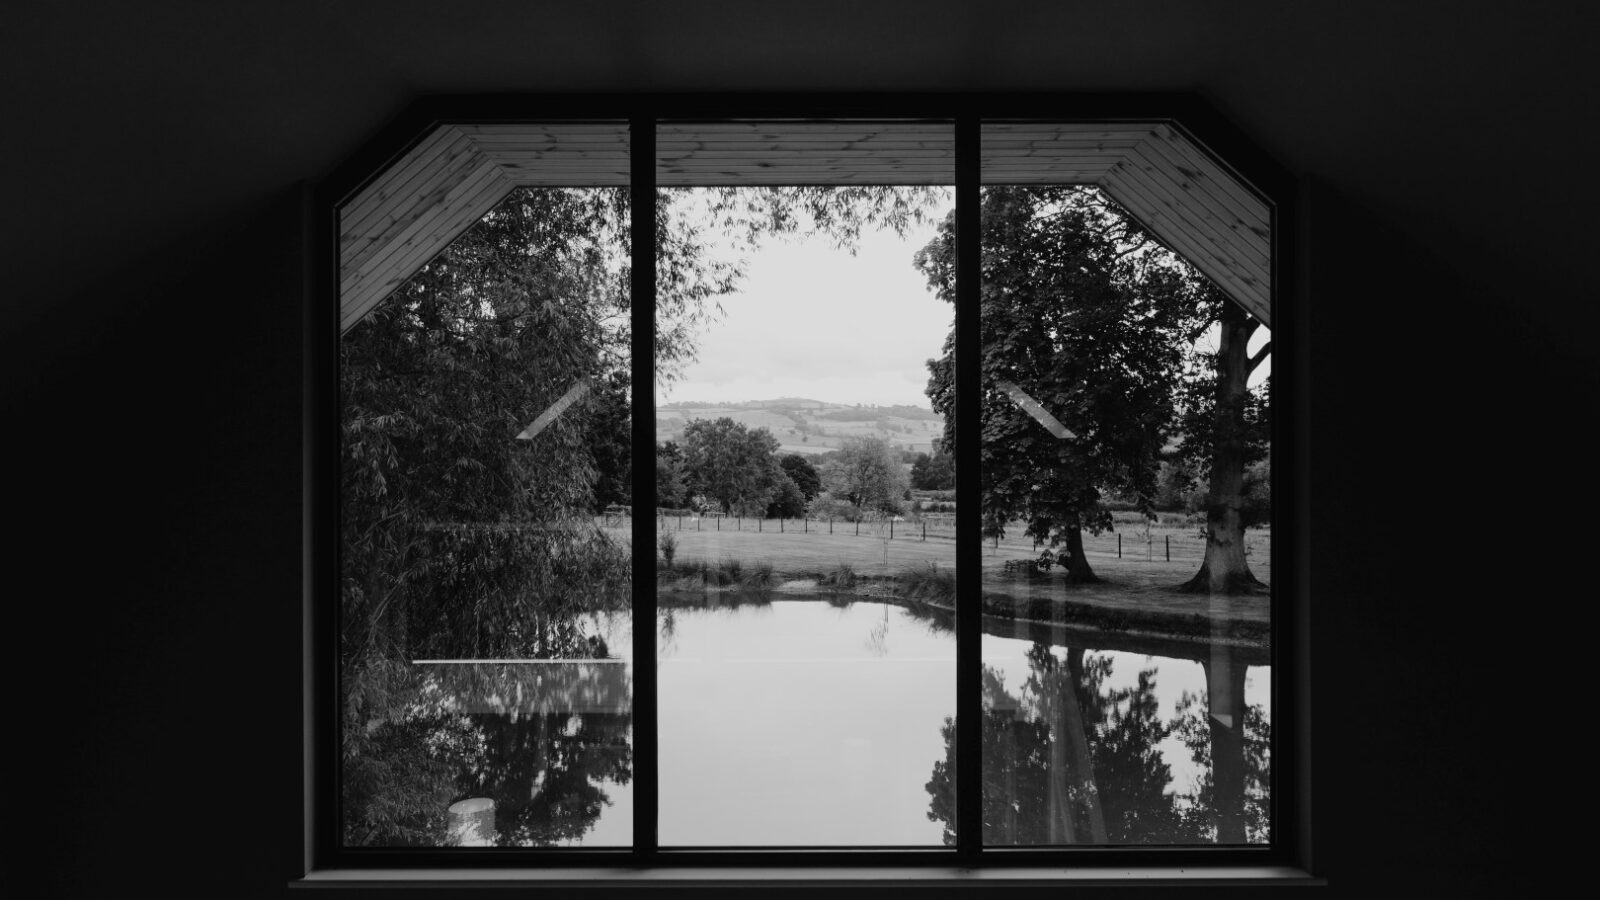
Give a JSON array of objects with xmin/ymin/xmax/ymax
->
[{"xmin": 593, "ymin": 509, "xmax": 1268, "ymax": 565}]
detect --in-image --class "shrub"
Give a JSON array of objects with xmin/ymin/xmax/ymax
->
[
  {"xmin": 818, "ymin": 563, "xmax": 857, "ymax": 589},
  {"xmin": 897, "ymin": 562, "xmax": 954, "ymax": 603},
  {"xmin": 740, "ymin": 560, "xmax": 776, "ymax": 589},
  {"xmin": 806, "ymin": 491, "xmax": 864, "ymax": 522},
  {"xmin": 657, "ymin": 531, "xmax": 677, "ymax": 567},
  {"xmin": 713, "ymin": 557, "xmax": 742, "ymax": 586}
]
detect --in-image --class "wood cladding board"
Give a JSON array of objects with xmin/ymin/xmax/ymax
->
[
  {"xmin": 983, "ymin": 121, "xmax": 1272, "ymax": 325},
  {"xmin": 455, "ymin": 123, "xmax": 630, "ymax": 186},
  {"xmin": 339, "ymin": 131, "xmax": 514, "ymax": 332},
  {"xmin": 1101, "ymin": 171, "xmax": 1271, "ymax": 325},
  {"xmin": 338, "ymin": 121, "xmax": 1273, "ymax": 332},
  {"xmin": 656, "ymin": 121, "xmax": 955, "ymax": 185},
  {"xmin": 980, "ymin": 122, "xmax": 1151, "ymax": 183}
]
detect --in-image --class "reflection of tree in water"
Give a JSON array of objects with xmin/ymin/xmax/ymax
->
[
  {"xmin": 343, "ymin": 622, "xmax": 632, "ymax": 847},
  {"xmin": 1172, "ymin": 684, "xmax": 1271, "ymax": 843},
  {"xmin": 865, "ymin": 603, "xmax": 891, "ymax": 657},
  {"xmin": 453, "ymin": 709, "xmax": 632, "ymax": 846},
  {"xmin": 927, "ymin": 643, "xmax": 1258, "ymax": 845}
]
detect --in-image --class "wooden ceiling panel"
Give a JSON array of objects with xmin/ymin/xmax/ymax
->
[
  {"xmin": 339, "ymin": 131, "xmax": 514, "ymax": 332},
  {"xmin": 1101, "ymin": 166, "xmax": 1271, "ymax": 324},
  {"xmin": 455, "ymin": 123, "xmax": 630, "ymax": 187},
  {"xmin": 981, "ymin": 122, "xmax": 1271, "ymax": 324},
  {"xmin": 655, "ymin": 121, "xmax": 954, "ymax": 186},
  {"xmin": 1114, "ymin": 149, "xmax": 1272, "ymax": 288},
  {"xmin": 339, "ymin": 119, "xmax": 1273, "ymax": 331}
]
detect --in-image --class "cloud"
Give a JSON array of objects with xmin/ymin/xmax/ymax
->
[{"xmin": 666, "ymin": 218, "xmax": 952, "ymax": 408}]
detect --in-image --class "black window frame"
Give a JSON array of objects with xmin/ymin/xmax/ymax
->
[{"xmin": 300, "ymin": 92, "xmax": 1312, "ymax": 888}]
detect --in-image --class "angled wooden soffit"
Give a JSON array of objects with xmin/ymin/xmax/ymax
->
[{"xmin": 340, "ymin": 118, "xmax": 1269, "ymax": 333}]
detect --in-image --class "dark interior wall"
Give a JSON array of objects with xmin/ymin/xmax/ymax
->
[{"xmin": 5, "ymin": 2, "xmax": 1592, "ymax": 897}]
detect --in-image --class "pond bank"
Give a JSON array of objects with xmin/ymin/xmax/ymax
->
[{"xmin": 656, "ymin": 568, "xmax": 1270, "ymax": 651}]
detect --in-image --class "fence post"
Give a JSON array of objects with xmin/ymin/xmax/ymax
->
[
  {"xmin": 739, "ymin": 516, "xmax": 742, "ymax": 531},
  {"xmin": 717, "ymin": 517, "xmax": 720, "ymax": 531},
  {"xmin": 678, "ymin": 515, "xmax": 682, "ymax": 530},
  {"xmin": 829, "ymin": 518, "xmax": 833, "ymax": 534},
  {"xmin": 804, "ymin": 517, "xmax": 808, "ymax": 534},
  {"xmin": 780, "ymin": 517, "xmax": 784, "ymax": 533},
  {"xmin": 856, "ymin": 520, "xmax": 860, "ymax": 536},
  {"xmin": 890, "ymin": 518, "xmax": 894, "ymax": 540},
  {"xmin": 922, "ymin": 521, "xmax": 926, "ymax": 542},
  {"xmin": 1166, "ymin": 535, "xmax": 1170, "ymax": 561},
  {"xmin": 1118, "ymin": 534, "xmax": 1122, "ymax": 558}
]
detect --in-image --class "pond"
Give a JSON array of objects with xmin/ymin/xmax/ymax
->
[{"xmin": 398, "ymin": 595, "xmax": 1269, "ymax": 848}]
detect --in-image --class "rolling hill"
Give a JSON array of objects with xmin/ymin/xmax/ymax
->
[{"xmin": 657, "ymin": 398, "xmax": 945, "ymax": 456}]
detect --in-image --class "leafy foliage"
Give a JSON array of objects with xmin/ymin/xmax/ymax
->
[
  {"xmin": 818, "ymin": 435, "xmax": 909, "ymax": 515},
  {"xmin": 918, "ymin": 187, "xmax": 1210, "ymax": 576},
  {"xmin": 655, "ymin": 441, "xmax": 688, "ymax": 509},
  {"xmin": 340, "ymin": 186, "xmax": 735, "ymax": 846},
  {"xmin": 925, "ymin": 649, "xmax": 1208, "ymax": 846},
  {"xmin": 909, "ymin": 443, "xmax": 956, "ymax": 490},
  {"xmin": 680, "ymin": 417, "xmax": 784, "ymax": 516},
  {"xmin": 778, "ymin": 453, "xmax": 822, "ymax": 500}
]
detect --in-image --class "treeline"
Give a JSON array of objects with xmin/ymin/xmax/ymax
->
[{"xmin": 655, "ymin": 417, "xmax": 911, "ymax": 522}]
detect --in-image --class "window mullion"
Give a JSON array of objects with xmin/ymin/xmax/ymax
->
[
  {"xmin": 953, "ymin": 112, "xmax": 983, "ymax": 858},
  {"xmin": 629, "ymin": 112, "xmax": 659, "ymax": 859}
]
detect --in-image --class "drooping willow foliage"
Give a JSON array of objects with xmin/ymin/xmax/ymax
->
[{"xmin": 339, "ymin": 185, "xmax": 944, "ymax": 846}]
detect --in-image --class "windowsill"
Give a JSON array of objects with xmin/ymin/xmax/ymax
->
[{"xmin": 292, "ymin": 865, "xmax": 1324, "ymax": 888}]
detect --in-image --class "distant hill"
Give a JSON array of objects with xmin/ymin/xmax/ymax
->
[{"xmin": 657, "ymin": 398, "xmax": 946, "ymax": 456}]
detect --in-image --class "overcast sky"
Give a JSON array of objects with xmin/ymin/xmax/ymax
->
[
  {"xmin": 657, "ymin": 190, "xmax": 1269, "ymax": 407},
  {"xmin": 661, "ymin": 196, "xmax": 954, "ymax": 409}
]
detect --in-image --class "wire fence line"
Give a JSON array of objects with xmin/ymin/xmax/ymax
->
[{"xmin": 590, "ymin": 509, "xmax": 1269, "ymax": 565}]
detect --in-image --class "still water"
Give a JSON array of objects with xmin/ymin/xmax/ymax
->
[{"xmin": 409, "ymin": 595, "xmax": 1269, "ymax": 847}]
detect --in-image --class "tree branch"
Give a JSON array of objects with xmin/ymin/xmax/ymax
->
[{"xmin": 1249, "ymin": 342, "xmax": 1272, "ymax": 372}]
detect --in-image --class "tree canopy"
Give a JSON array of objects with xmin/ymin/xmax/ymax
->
[
  {"xmin": 680, "ymin": 416, "xmax": 785, "ymax": 516},
  {"xmin": 819, "ymin": 435, "xmax": 910, "ymax": 516},
  {"xmin": 918, "ymin": 186, "xmax": 1209, "ymax": 581}
]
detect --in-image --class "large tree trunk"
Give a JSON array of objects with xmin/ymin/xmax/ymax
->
[
  {"xmin": 1203, "ymin": 653, "xmax": 1250, "ymax": 843},
  {"xmin": 1060, "ymin": 648, "xmax": 1108, "ymax": 843},
  {"xmin": 1060, "ymin": 525, "xmax": 1099, "ymax": 583},
  {"xmin": 1181, "ymin": 302, "xmax": 1266, "ymax": 595}
]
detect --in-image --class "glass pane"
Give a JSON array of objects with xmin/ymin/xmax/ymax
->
[
  {"xmin": 339, "ymin": 177, "xmax": 635, "ymax": 847},
  {"xmin": 968, "ymin": 175, "xmax": 1272, "ymax": 845},
  {"xmin": 651, "ymin": 130, "xmax": 957, "ymax": 844}
]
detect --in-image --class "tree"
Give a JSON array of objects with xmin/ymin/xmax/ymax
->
[
  {"xmin": 1174, "ymin": 290, "xmax": 1271, "ymax": 594},
  {"xmin": 765, "ymin": 475, "xmax": 807, "ymax": 518},
  {"xmin": 587, "ymin": 371, "xmax": 632, "ymax": 511},
  {"xmin": 779, "ymin": 452, "xmax": 822, "ymax": 500},
  {"xmin": 910, "ymin": 442, "xmax": 955, "ymax": 490},
  {"xmin": 340, "ymin": 186, "xmax": 739, "ymax": 845},
  {"xmin": 819, "ymin": 435, "xmax": 909, "ymax": 516},
  {"xmin": 918, "ymin": 186, "xmax": 1204, "ymax": 582},
  {"xmin": 680, "ymin": 417, "xmax": 783, "ymax": 516},
  {"xmin": 655, "ymin": 441, "xmax": 688, "ymax": 509}
]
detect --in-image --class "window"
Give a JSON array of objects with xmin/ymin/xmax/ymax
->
[{"xmin": 307, "ymin": 95, "xmax": 1307, "ymax": 885}]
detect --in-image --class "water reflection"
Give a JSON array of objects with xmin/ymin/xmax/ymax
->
[
  {"xmin": 347, "ymin": 598, "xmax": 1266, "ymax": 847},
  {"xmin": 924, "ymin": 638, "xmax": 1269, "ymax": 845},
  {"xmin": 342, "ymin": 614, "xmax": 635, "ymax": 848}
]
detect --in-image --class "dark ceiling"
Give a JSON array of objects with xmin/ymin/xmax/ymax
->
[{"xmin": 4, "ymin": 0, "xmax": 1595, "ymax": 332}]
